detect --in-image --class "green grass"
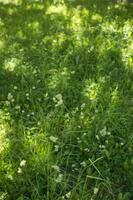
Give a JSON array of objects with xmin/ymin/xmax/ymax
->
[{"xmin": 0, "ymin": 0, "xmax": 133, "ymax": 199}]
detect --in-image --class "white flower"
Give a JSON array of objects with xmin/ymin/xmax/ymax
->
[
  {"xmin": 84, "ymin": 148, "xmax": 90, "ymax": 152},
  {"xmin": 80, "ymin": 161, "xmax": 87, "ymax": 167},
  {"xmin": 20, "ymin": 160, "xmax": 26, "ymax": 167},
  {"xmin": 7, "ymin": 93, "xmax": 13, "ymax": 100},
  {"xmin": 37, "ymin": 121, "xmax": 41, "ymax": 125},
  {"xmin": 71, "ymin": 70, "xmax": 75, "ymax": 74},
  {"xmin": 5, "ymin": 101, "xmax": 10, "ymax": 106},
  {"xmin": 49, "ymin": 136, "xmax": 58, "ymax": 143},
  {"xmin": 14, "ymin": 86, "xmax": 17, "ymax": 90},
  {"xmin": 81, "ymin": 103, "xmax": 85, "ymax": 109},
  {"xmin": 15, "ymin": 105, "xmax": 20, "ymax": 110},
  {"xmin": 55, "ymin": 99, "xmax": 63, "ymax": 107},
  {"xmin": 55, "ymin": 174, "xmax": 63, "ymax": 183},
  {"xmin": 65, "ymin": 191, "xmax": 71, "ymax": 198},
  {"xmin": 100, "ymin": 127, "xmax": 107, "ymax": 136},
  {"xmin": 54, "ymin": 145, "xmax": 59, "ymax": 152},
  {"xmin": 72, "ymin": 164, "xmax": 76, "ymax": 168},
  {"xmin": 94, "ymin": 187, "xmax": 99, "ymax": 195},
  {"xmin": 53, "ymin": 94, "xmax": 63, "ymax": 107},
  {"xmin": 7, "ymin": 174, "xmax": 13, "ymax": 180},
  {"xmin": 83, "ymin": 133, "xmax": 87, "ymax": 136},
  {"xmin": 33, "ymin": 69, "xmax": 37, "ymax": 74},
  {"xmin": 99, "ymin": 145, "xmax": 105, "ymax": 149},
  {"xmin": 17, "ymin": 167, "xmax": 22, "ymax": 173},
  {"xmin": 51, "ymin": 165, "xmax": 60, "ymax": 172},
  {"xmin": 107, "ymin": 131, "xmax": 111, "ymax": 136},
  {"xmin": 100, "ymin": 127, "xmax": 111, "ymax": 137}
]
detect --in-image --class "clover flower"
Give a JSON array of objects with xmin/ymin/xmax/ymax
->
[
  {"xmin": 51, "ymin": 165, "xmax": 60, "ymax": 172},
  {"xmin": 53, "ymin": 94, "xmax": 63, "ymax": 107},
  {"xmin": 17, "ymin": 167, "xmax": 22, "ymax": 174},
  {"xmin": 55, "ymin": 174, "xmax": 63, "ymax": 183},
  {"xmin": 20, "ymin": 160, "xmax": 26, "ymax": 167},
  {"xmin": 80, "ymin": 161, "xmax": 87, "ymax": 167},
  {"xmin": 49, "ymin": 136, "xmax": 58, "ymax": 143}
]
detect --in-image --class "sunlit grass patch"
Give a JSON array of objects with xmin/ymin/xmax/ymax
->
[
  {"xmin": 46, "ymin": 4, "xmax": 67, "ymax": 15},
  {"xmin": 4, "ymin": 58, "xmax": 21, "ymax": 72},
  {"xmin": 25, "ymin": 131, "xmax": 52, "ymax": 163},
  {"xmin": 91, "ymin": 13, "xmax": 102, "ymax": 22},
  {"xmin": 0, "ymin": 0, "xmax": 21, "ymax": 5},
  {"xmin": 0, "ymin": 110, "xmax": 11, "ymax": 154},
  {"xmin": 27, "ymin": 21, "xmax": 40, "ymax": 34},
  {"xmin": 0, "ymin": 39, "xmax": 5, "ymax": 50},
  {"xmin": 83, "ymin": 80, "xmax": 100, "ymax": 101},
  {"xmin": 0, "ymin": 123, "xmax": 10, "ymax": 154}
]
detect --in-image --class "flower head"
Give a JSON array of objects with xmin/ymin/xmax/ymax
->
[
  {"xmin": 51, "ymin": 165, "xmax": 60, "ymax": 172},
  {"xmin": 20, "ymin": 160, "xmax": 26, "ymax": 167},
  {"xmin": 49, "ymin": 136, "xmax": 58, "ymax": 143},
  {"xmin": 17, "ymin": 167, "xmax": 22, "ymax": 173},
  {"xmin": 55, "ymin": 174, "xmax": 63, "ymax": 183}
]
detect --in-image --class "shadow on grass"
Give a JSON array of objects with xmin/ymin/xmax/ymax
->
[{"xmin": 0, "ymin": 0, "xmax": 133, "ymax": 199}]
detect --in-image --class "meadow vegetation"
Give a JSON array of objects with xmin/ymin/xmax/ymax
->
[{"xmin": 0, "ymin": 0, "xmax": 133, "ymax": 199}]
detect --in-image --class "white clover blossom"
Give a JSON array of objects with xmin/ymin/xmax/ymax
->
[
  {"xmin": 84, "ymin": 148, "xmax": 90, "ymax": 152},
  {"xmin": 51, "ymin": 165, "xmax": 60, "ymax": 172},
  {"xmin": 55, "ymin": 174, "xmax": 63, "ymax": 183},
  {"xmin": 7, "ymin": 174, "xmax": 13, "ymax": 180},
  {"xmin": 5, "ymin": 101, "xmax": 10, "ymax": 106},
  {"xmin": 65, "ymin": 191, "xmax": 71, "ymax": 198},
  {"xmin": 49, "ymin": 136, "xmax": 58, "ymax": 143},
  {"xmin": 94, "ymin": 187, "xmax": 99, "ymax": 195},
  {"xmin": 20, "ymin": 160, "xmax": 26, "ymax": 167},
  {"xmin": 99, "ymin": 145, "xmax": 105, "ymax": 149},
  {"xmin": 100, "ymin": 126, "xmax": 111, "ymax": 137},
  {"xmin": 33, "ymin": 69, "xmax": 37, "ymax": 74},
  {"xmin": 71, "ymin": 70, "xmax": 75, "ymax": 74},
  {"xmin": 81, "ymin": 103, "xmax": 85, "ymax": 109},
  {"xmin": 14, "ymin": 86, "xmax": 17, "ymax": 90},
  {"xmin": 54, "ymin": 145, "xmax": 59, "ymax": 152},
  {"xmin": 99, "ymin": 127, "xmax": 107, "ymax": 136},
  {"xmin": 72, "ymin": 164, "xmax": 76, "ymax": 168},
  {"xmin": 53, "ymin": 94, "xmax": 63, "ymax": 107},
  {"xmin": 17, "ymin": 167, "xmax": 22, "ymax": 173},
  {"xmin": 15, "ymin": 105, "xmax": 20, "ymax": 110},
  {"xmin": 83, "ymin": 133, "xmax": 87, "ymax": 136},
  {"xmin": 80, "ymin": 161, "xmax": 87, "ymax": 167},
  {"xmin": 7, "ymin": 93, "xmax": 13, "ymax": 100}
]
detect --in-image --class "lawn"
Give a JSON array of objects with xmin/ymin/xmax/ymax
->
[{"xmin": 0, "ymin": 0, "xmax": 133, "ymax": 199}]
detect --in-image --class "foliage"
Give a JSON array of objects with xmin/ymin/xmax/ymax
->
[{"xmin": 0, "ymin": 0, "xmax": 133, "ymax": 199}]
